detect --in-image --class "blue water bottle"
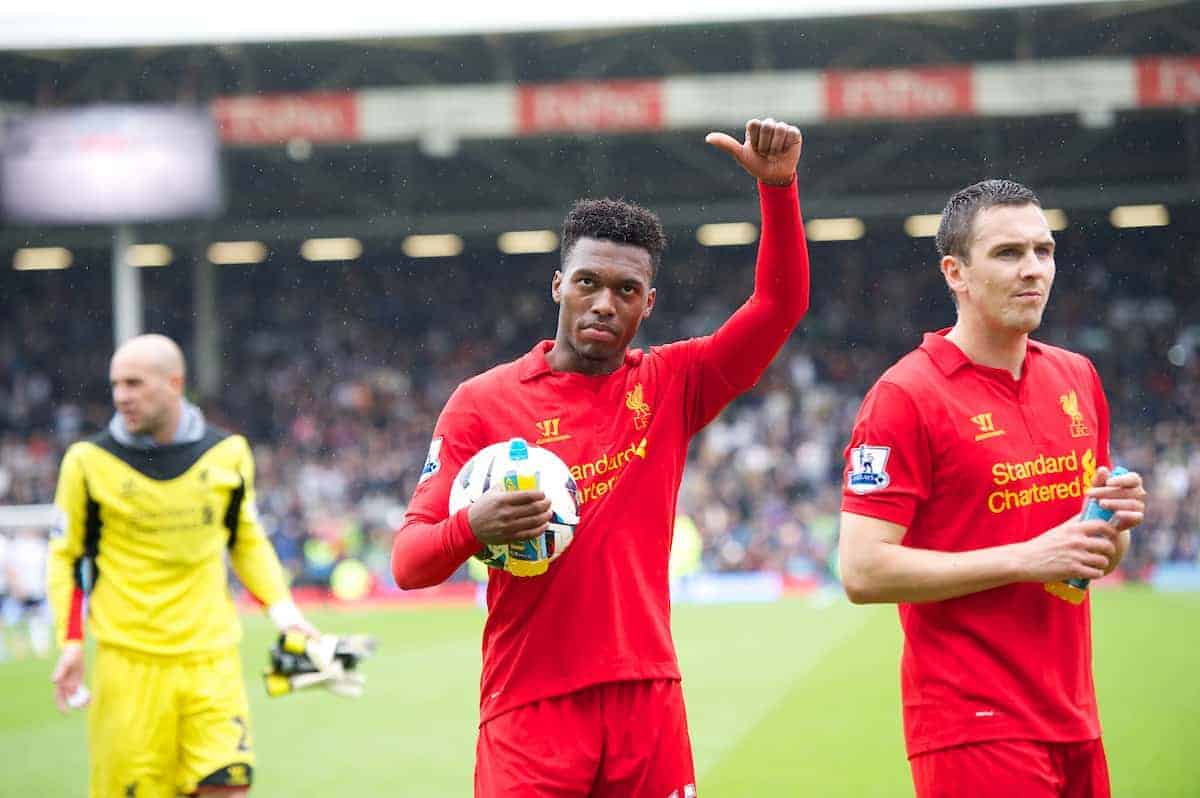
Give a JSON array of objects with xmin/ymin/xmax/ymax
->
[{"xmin": 1045, "ymin": 466, "xmax": 1128, "ymax": 604}]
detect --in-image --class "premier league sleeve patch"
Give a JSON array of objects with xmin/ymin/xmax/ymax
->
[
  {"xmin": 419, "ymin": 437, "xmax": 443, "ymax": 484},
  {"xmin": 847, "ymin": 445, "xmax": 891, "ymax": 494}
]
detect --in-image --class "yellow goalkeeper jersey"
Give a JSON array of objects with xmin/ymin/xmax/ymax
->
[{"xmin": 47, "ymin": 426, "xmax": 290, "ymax": 656}]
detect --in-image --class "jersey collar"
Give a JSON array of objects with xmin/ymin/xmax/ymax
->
[
  {"xmin": 920, "ymin": 328, "xmax": 1044, "ymax": 377},
  {"xmin": 518, "ymin": 340, "xmax": 644, "ymax": 382}
]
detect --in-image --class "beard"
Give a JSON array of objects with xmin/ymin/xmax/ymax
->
[{"xmin": 124, "ymin": 408, "xmax": 167, "ymax": 437}]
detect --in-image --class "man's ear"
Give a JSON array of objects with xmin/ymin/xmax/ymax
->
[
  {"xmin": 940, "ymin": 254, "xmax": 967, "ymax": 296},
  {"xmin": 643, "ymin": 287, "xmax": 656, "ymax": 320},
  {"xmin": 551, "ymin": 271, "xmax": 563, "ymax": 304}
]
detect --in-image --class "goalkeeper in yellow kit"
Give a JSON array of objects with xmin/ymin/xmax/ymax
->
[{"xmin": 47, "ymin": 334, "xmax": 317, "ymax": 798}]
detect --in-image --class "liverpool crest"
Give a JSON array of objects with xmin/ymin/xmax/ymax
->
[
  {"xmin": 1059, "ymin": 390, "xmax": 1090, "ymax": 438},
  {"xmin": 625, "ymin": 383, "xmax": 652, "ymax": 430}
]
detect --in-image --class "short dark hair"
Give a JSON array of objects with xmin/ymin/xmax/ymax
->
[
  {"xmin": 561, "ymin": 198, "xmax": 666, "ymax": 278},
  {"xmin": 936, "ymin": 179, "xmax": 1041, "ymax": 260}
]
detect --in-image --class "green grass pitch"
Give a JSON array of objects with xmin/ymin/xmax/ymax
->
[{"xmin": 2, "ymin": 587, "xmax": 1197, "ymax": 796}]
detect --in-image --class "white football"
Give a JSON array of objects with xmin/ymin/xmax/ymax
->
[{"xmin": 448, "ymin": 439, "xmax": 580, "ymax": 576}]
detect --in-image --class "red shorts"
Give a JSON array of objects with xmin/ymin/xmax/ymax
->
[
  {"xmin": 475, "ymin": 679, "xmax": 696, "ymax": 798},
  {"xmin": 910, "ymin": 738, "xmax": 1110, "ymax": 798}
]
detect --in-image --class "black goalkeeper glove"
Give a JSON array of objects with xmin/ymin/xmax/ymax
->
[{"xmin": 264, "ymin": 631, "xmax": 377, "ymax": 698}]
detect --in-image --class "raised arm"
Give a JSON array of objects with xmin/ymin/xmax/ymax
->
[{"xmin": 701, "ymin": 119, "xmax": 810, "ymax": 392}]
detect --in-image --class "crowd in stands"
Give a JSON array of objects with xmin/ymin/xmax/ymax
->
[{"xmin": 2, "ymin": 222, "xmax": 1197, "ymax": 597}]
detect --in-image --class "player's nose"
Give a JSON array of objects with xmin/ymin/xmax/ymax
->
[
  {"xmin": 590, "ymin": 288, "xmax": 617, "ymax": 316},
  {"xmin": 1018, "ymin": 251, "xmax": 1051, "ymax": 279}
]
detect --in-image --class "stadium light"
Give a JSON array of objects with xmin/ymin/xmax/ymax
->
[
  {"xmin": 1110, "ymin": 204, "xmax": 1169, "ymax": 229},
  {"xmin": 127, "ymin": 244, "xmax": 173, "ymax": 268},
  {"xmin": 286, "ymin": 138, "xmax": 314, "ymax": 162},
  {"xmin": 697, "ymin": 222, "xmax": 758, "ymax": 247},
  {"xmin": 207, "ymin": 241, "xmax": 268, "ymax": 265},
  {"xmin": 805, "ymin": 217, "xmax": 865, "ymax": 242},
  {"xmin": 498, "ymin": 230, "xmax": 559, "ymax": 255},
  {"xmin": 13, "ymin": 247, "xmax": 72, "ymax": 271},
  {"xmin": 402, "ymin": 234, "xmax": 463, "ymax": 258},
  {"xmin": 301, "ymin": 237, "xmax": 363, "ymax": 262},
  {"xmin": 904, "ymin": 214, "xmax": 941, "ymax": 238},
  {"xmin": 1043, "ymin": 209, "xmax": 1068, "ymax": 231}
]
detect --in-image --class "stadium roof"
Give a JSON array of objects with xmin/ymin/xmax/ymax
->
[
  {"xmin": 1, "ymin": 0, "xmax": 1128, "ymax": 51},
  {"xmin": 1, "ymin": 0, "xmax": 1194, "ymax": 251}
]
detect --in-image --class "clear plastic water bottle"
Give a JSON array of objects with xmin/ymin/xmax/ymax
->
[{"xmin": 1045, "ymin": 466, "xmax": 1128, "ymax": 604}]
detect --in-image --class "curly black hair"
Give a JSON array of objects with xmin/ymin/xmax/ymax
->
[
  {"xmin": 936, "ymin": 179, "xmax": 1041, "ymax": 260},
  {"xmin": 561, "ymin": 198, "xmax": 666, "ymax": 279}
]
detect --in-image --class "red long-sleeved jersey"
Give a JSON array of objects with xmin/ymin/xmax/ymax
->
[{"xmin": 393, "ymin": 180, "xmax": 810, "ymax": 723}]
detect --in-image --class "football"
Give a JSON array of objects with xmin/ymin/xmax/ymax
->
[{"xmin": 448, "ymin": 438, "xmax": 580, "ymax": 576}]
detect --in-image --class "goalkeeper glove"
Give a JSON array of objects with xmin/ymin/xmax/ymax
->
[{"xmin": 263, "ymin": 631, "xmax": 377, "ymax": 698}]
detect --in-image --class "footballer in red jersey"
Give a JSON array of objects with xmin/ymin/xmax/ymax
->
[
  {"xmin": 393, "ymin": 118, "xmax": 810, "ymax": 797},
  {"xmin": 839, "ymin": 179, "xmax": 1146, "ymax": 798}
]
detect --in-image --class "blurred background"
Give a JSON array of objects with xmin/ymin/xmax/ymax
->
[{"xmin": 1, "ymin": 1, "xmax": 1198, "ymax": 793}]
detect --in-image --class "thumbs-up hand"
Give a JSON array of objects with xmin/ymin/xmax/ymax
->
[{"xmin": 705, "ymin": 118, "xmax": 802, "ymax": 186}]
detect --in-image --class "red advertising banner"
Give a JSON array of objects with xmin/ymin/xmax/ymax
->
[
  {"xmin": 211, "ymin": 92, "xmax": 358, "ymax": 144},
  {"xmin": 1136, "ymin": 56, "xmax": 1200, "ymax": 107},
  {"xmin": 517, "ymin": 80, "xmax": 663, "ymax": 134},
  {"xmin": 825, "ymin": 67, "xmax": 974, "ymax": 119}
]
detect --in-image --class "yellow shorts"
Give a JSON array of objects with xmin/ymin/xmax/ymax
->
[{"xmin": 89, "ymin": 644, "xmax": 254, "ymax": 797}]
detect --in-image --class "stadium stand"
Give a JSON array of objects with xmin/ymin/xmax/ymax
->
[{"xmin": 3, "ymin": 222, "xmax": 1196, "ymax": 590}]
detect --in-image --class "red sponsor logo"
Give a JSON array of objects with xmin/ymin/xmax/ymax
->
[
  {"xmin": 825, "ymin": 67, "xmax": 973, "ymax": 119},
  {"xmin": 1137, "ymin": 57, "xmax": 1200, "ymax": 107},
  {"xmin": 517, "ymin": 80, "xmax": 663, "ymax": 134},
  {"xmin": 211, "ymin": 92, "xmax": 358, "ymax": 144}
]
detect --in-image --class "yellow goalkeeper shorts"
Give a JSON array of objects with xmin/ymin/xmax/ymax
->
[{"xmin": 89, "ymin": 644, "xmax": 254, "ymax": 798}]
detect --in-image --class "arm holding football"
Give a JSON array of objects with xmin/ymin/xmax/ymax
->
[
  {"xmin": 392, "ymin": 492, "xmax": 554, "ymax": 589},
  {"xmin": 391, "ymin": 510, "xmax": 482, "ymax": 590},
  {"xmin": 392, "ymin": 391, "xmax": 486, "ymax": 589}
]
